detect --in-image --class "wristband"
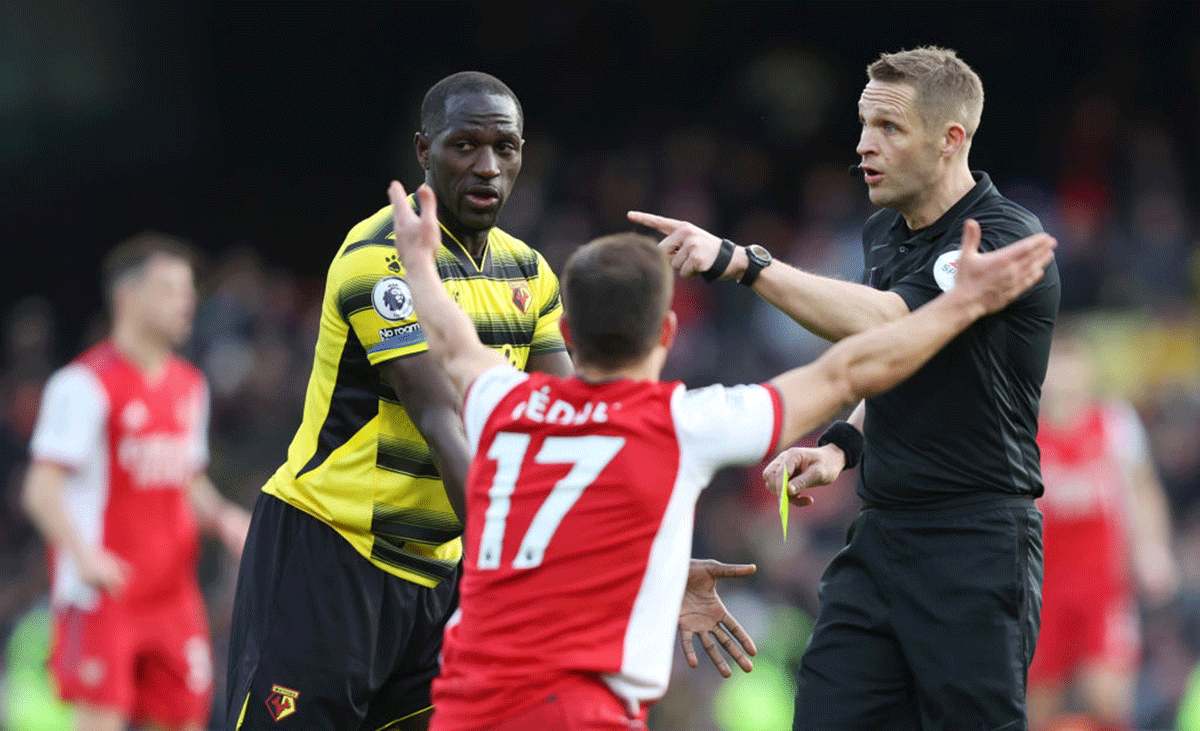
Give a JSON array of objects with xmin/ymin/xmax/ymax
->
[
  {"xmin": 817, "ymin": 421, "xmax": 863, "ymax": 469},
  {"xmin": 701, "ymin": 239, "xmax": 736, "ymax": 282}
]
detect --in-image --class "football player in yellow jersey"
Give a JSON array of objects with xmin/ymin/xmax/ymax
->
[{"xmin": 224, "ymin": 72, "xmax": 757, "ymax": 731}]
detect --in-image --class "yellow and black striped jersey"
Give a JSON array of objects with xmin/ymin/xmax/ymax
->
[{"xmin": 263, "ymin": 200, "xmax": 566, "ymax": 586}]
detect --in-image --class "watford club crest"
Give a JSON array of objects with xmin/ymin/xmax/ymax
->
[
  {"xmin": 511, "ymin": 283, "xmax": 532, "ymax": 313},
  {"xmin": 266, "ymin": 684, "xmax": 299, "ymax": 721}
]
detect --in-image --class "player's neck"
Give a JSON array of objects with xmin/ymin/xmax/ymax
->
[
  {"xmin": 573, "ymin": 354, "xmax": 664, "ymax": 384},
  {"xmin": 901, "ymin": 163, "xmax": 976, "ymax": 231},
  {"xmin": 441, "ymin": 219, "xmax": 490, "ymax": 262},
  {"xmin": 111, "ymin": 324, "xmax": 172, "ymax": 382}
]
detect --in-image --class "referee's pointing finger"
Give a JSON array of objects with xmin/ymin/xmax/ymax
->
[{"xmin": 627, "ymin": 210, "xmax": 682, "ymax": 234}]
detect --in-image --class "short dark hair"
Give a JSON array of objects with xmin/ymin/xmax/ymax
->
[
  {"xmin": 102, "ymin": 231, "xmax": 196, "ymax": 304},
  {"xmin": 420, "ymin": 71, "xmax": 523, "ymax": 137},
  {"xmin": 561, "ymin": 233, "xmax": 673, "ymax": 370}
]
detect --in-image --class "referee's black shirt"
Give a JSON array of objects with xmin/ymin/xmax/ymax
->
[{"xmin": 858, "ymin": 172, "xmax": 1060, "ymax": 508}]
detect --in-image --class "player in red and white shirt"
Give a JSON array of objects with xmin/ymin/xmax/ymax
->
[
  {"xmin": 1028, "ymin": 330, "xmax": 1179, "ymax": 731},
  {"xmin": 387, "ymin": 182, "xmax": 1055, "ymax": 730},
  {"xmin": 22, "ymin": 234, "xmax": 251, "ymax": 731}
]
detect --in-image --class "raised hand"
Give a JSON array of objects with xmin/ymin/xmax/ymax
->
[
  {"xmin": 679, "ymin": 559, "xmax": 759, "ymax": 677},
  {"xmin": 388, "ymin": 181, "xmax": 442, "ymax": 270},
  {"xmin": 627, "ymin": 211, "xmax": 732, "ymax": 279},
  {"xmin": 951, "ymin": 219, "xmax": 1056, "ymax": 315}
]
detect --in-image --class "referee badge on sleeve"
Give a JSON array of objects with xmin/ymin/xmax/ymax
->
[
  {"xmin": 933, "ymin": 250, "xmax": 961, "ymax": 292},
  {"xmin": 371, "ymin": 277, "xmax": 415, "ymax": 321}
]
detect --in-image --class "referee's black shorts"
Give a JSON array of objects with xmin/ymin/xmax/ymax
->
[
  {"xmin": 794, "ymin": 497, "xmax": 1043, "ymax": 731},
  {"xmin": 224, "ymin": 492, "xmax": 460, "ymax": 731}
]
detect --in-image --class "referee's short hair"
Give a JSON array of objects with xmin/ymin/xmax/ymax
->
[
  {"xmin": 561, "ymin": 233, "xmax": 673, "ymax": 370},
  {"xmin": 868, "ymin": 46, "xmax": 984, "ymax": 139},
  {"xmin": 420, "ymin": 71, "xmax": 523, "ymax": 137},
  {"xmin": 102, "ymin": 231, "xmax": 196, "ymax": 306}
]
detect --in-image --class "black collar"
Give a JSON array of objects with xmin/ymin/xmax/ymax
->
[{"xmin": 896, "ymin": 171, "xmax": 994, "ymax": 243}]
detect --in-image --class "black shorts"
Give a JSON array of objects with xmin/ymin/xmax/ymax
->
[
  {"xmin": 794, "ymin": 498, "xmax": 1043, "ymax": 731},
  {"xmin": 224, "ymin": 493, "xmax": 459, "ymax": 731}
]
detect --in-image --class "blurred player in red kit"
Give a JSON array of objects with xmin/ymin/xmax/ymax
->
[
  {"xmin": 21, "ymin": 233, "xmax": 251, "ymax": 731},
  {"xmin": 1028, "ymin": 327, "xmax": 1179, "ymax": 731},
  {"xmin": 387, "ymin": 181, "xmax": 1054, "ymax": 730}
]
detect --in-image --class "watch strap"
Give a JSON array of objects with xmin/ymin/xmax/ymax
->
[
  {"xmin": 739, "ymin": 247, "xmax": 768, "ymax": 286},
  {"xmin": 701, "ymin": 239, "xmax": 737, "ymax": 283}
]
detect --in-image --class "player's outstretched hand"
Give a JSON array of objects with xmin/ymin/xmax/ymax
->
[
  {"xmin": 952, "ymin": 219, "xmax": 1056, "ymax": 315},
  {"xmin": 679, "ymin": 559, "xmax": 758, "ymax": 677},
  {"xmin": 627, "ymin": 211, "xmax": 730, "ymax": 279},
  {"xmin": 763, "ymin": 445, "xmax": 843, "ymax": 506},
  {"xmin": 388, "ymin": 181, "xmax": 441, "ymax": 269}
]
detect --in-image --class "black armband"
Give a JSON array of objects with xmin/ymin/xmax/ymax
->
[
  {"xmin": 817, "ymin": 421, "xmax": 863, "ymax": 469},
  {"xmin": 701, "ymin": 239, "xmax": 737, "ymax": 282}
]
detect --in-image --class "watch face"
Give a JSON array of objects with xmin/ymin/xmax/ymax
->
[{"xmin": 747, "ymin": 245, "xmax": 772, "ymax": 265}]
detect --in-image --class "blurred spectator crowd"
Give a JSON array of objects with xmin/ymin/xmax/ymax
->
[{"xmin": 1, "ymin": 85, "xmax": 1198, "ymax": 730}]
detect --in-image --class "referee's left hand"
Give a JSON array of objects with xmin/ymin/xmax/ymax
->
[{"xmin": 764, "ymin": 444, "xmax": 844, "ymax": 505}]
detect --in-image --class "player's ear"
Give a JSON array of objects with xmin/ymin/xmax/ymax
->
[
  {"xmin": 415, "ymin": 132, "xmax": 431, "ymax": 170},
  {"xmin": 942, "ymin": 122, "xmax": 966, "ymax": 158},
  {"xmin": 558, "ymin": 317, "xmax": 575, "ymax": 350},
  {"xmin": 659, "ymin": 310, "xmax": 678, "ymax": 351}
]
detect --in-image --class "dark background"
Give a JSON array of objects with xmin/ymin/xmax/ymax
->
[{"xmin": 4, "ymin": 1, "xmax": 1197, "ymax": 350}]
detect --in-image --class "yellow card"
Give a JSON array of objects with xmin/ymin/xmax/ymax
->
[{"xmin": 779, "ymin": 470, "xmax": 789, "ymax": 541}]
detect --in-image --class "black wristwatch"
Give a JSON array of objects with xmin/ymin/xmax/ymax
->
[{"xmin": 739, "ymin": 244, "xmax": 773, "ymax": 286}]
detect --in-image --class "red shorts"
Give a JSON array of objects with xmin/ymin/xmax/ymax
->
[
  {"xmin": 430, "ymin": 673, "xmax": 648, "ymax": 731},
  {"xmin": 1028, "ymin": 585, "xmax": 1140, "ymax": 687},
  {"xmin": 49, "ymin": 584, "xmax": 212, "ymax": 726}
]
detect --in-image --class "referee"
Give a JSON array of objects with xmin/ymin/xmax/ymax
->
[{"xmin": 632, "ymin": 46, "xmax": 1060, "ymax": 730}]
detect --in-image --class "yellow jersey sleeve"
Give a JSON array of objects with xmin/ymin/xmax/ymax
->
[
  {"xmin": 330, "ymin": 223, "xmax": 429, "ymax": 366},
  {"xmin": 530, "ymin": 250, "xmax": 566, "ymax": 354}
]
